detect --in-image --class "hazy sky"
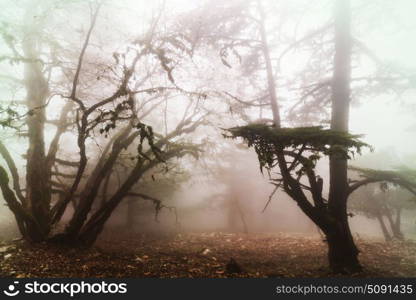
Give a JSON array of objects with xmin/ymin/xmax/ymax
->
[
  {"xmin": 1, "ymin": 0, "xmax": 415, "ymax": 160},
  {"xmin": 349, "ymin": 0, "xmax": 416, "ymax": 157}
]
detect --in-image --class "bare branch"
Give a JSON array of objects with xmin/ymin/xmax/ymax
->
[
  {"xmin": 70, "ymin": 2, "xmax": 102, "ymax": 109},
  {"xmin": 261, "ymin": 183, "xmax": 280, "ymax": 213}
]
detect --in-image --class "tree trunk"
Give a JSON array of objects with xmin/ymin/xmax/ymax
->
[
  {"xmin": 394, "ymin": 208, "xmax": 403, "ymax": 239},
  {"xmin": 76, "ymin": 162, "xmax": 152, "ymax": 246},
  {"xmin": 64, "ymin": 129, "xmax": 136, "ymax": 238},
  {"xmin": 327, "ymin": 0, "xmax": 361, "ymax": 272},
  {"xmin": 375, "ymin": 213, "xmax": 392, "ymax": 242},
  {"xmin": 385, "ymin": 208, "xmax": 403, "ymax": 240},
  {"xmin": 227, "ymin": 197, "xmax": 248, "ymax": 233},
  {"xmin": 22, "ymin": 2, "xmax": 51, "ymax": 241},
  {"xmin": 236, "ymin": 200, "xmax": 249, "ymax": 234},
  {"xmin": 327, "ymin": 220, "xmax": 361, "ymax": 273},
  {"xmin": 256, "ymin": 0, "xmax": 361, "ymax": 273},
  {"xmin": 257, "ymin": 0, "xmax": 281, "ymax": 126}
]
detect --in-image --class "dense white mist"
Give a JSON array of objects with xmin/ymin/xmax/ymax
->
[{"xmin": 0, "ymin": 0, "xmax": 415, "ymax": 242}]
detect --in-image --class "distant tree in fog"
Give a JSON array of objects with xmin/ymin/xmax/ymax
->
[
  {"xmin": 349, "ymin": 151, "xmax": 416, "ymax": 241},
  {"xmin": 349, "ymin": 184, "xmax": 415, "ymax": 241}
]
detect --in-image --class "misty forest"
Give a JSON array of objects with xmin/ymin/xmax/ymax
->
[{"xmin": 0, "ymin": 0, "xmax": 416, "ymax": 278}]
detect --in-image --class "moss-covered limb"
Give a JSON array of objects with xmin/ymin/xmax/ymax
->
[{"xmin": 348, "ymin": 166, "xmax": 416, "ymax": 196}]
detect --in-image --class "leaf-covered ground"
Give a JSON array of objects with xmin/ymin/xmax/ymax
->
[{"xmin": 0, "ymin": 232, "xmax": 415, "ymax": 278}]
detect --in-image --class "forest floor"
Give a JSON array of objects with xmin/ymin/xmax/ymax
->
[{"xmin": 0, "ymin": 232, "xmax": 415, "ymax": 278}]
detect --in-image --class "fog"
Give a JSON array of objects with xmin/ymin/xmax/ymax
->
[{"xmin": 0, "ymin": 0, "xmax": 415, "ymax": 248}]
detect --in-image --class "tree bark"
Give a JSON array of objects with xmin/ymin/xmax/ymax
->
[
  {"xmin": 22, "ymin": 2, "xmax": 51, "ymax": 241},
  {"xmin": 326, "ymin": 223, "xmax": 361, "ymax": 273},
  {"xmin": 327, "ymin": 0, "xmax": 361, "ymax": 272}
]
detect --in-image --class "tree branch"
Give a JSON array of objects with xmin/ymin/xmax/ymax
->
[
  {"xmin": 0, "ymin": 141, "xmax": 25, "ymax": 203},
  {"xmin": 70, "ymin": 2, "xmax": 102, "ymax": 109}
]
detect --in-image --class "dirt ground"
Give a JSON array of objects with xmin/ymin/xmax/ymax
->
[{"xmin": 0, "ymin": 232, "xmax": 415, "ymax": 278}]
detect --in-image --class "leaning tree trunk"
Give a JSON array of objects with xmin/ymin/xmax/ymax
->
[
  {"xmin": 327, "ymin": 0, "xmax": 361, "ymax": 272},
  {"xmin": 77, "ymin": 166, "xmax": 147, "ymax": 246},
  {"xmin": 76, "ymin": 146, "xmax": 189, "ymax": 246}
]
